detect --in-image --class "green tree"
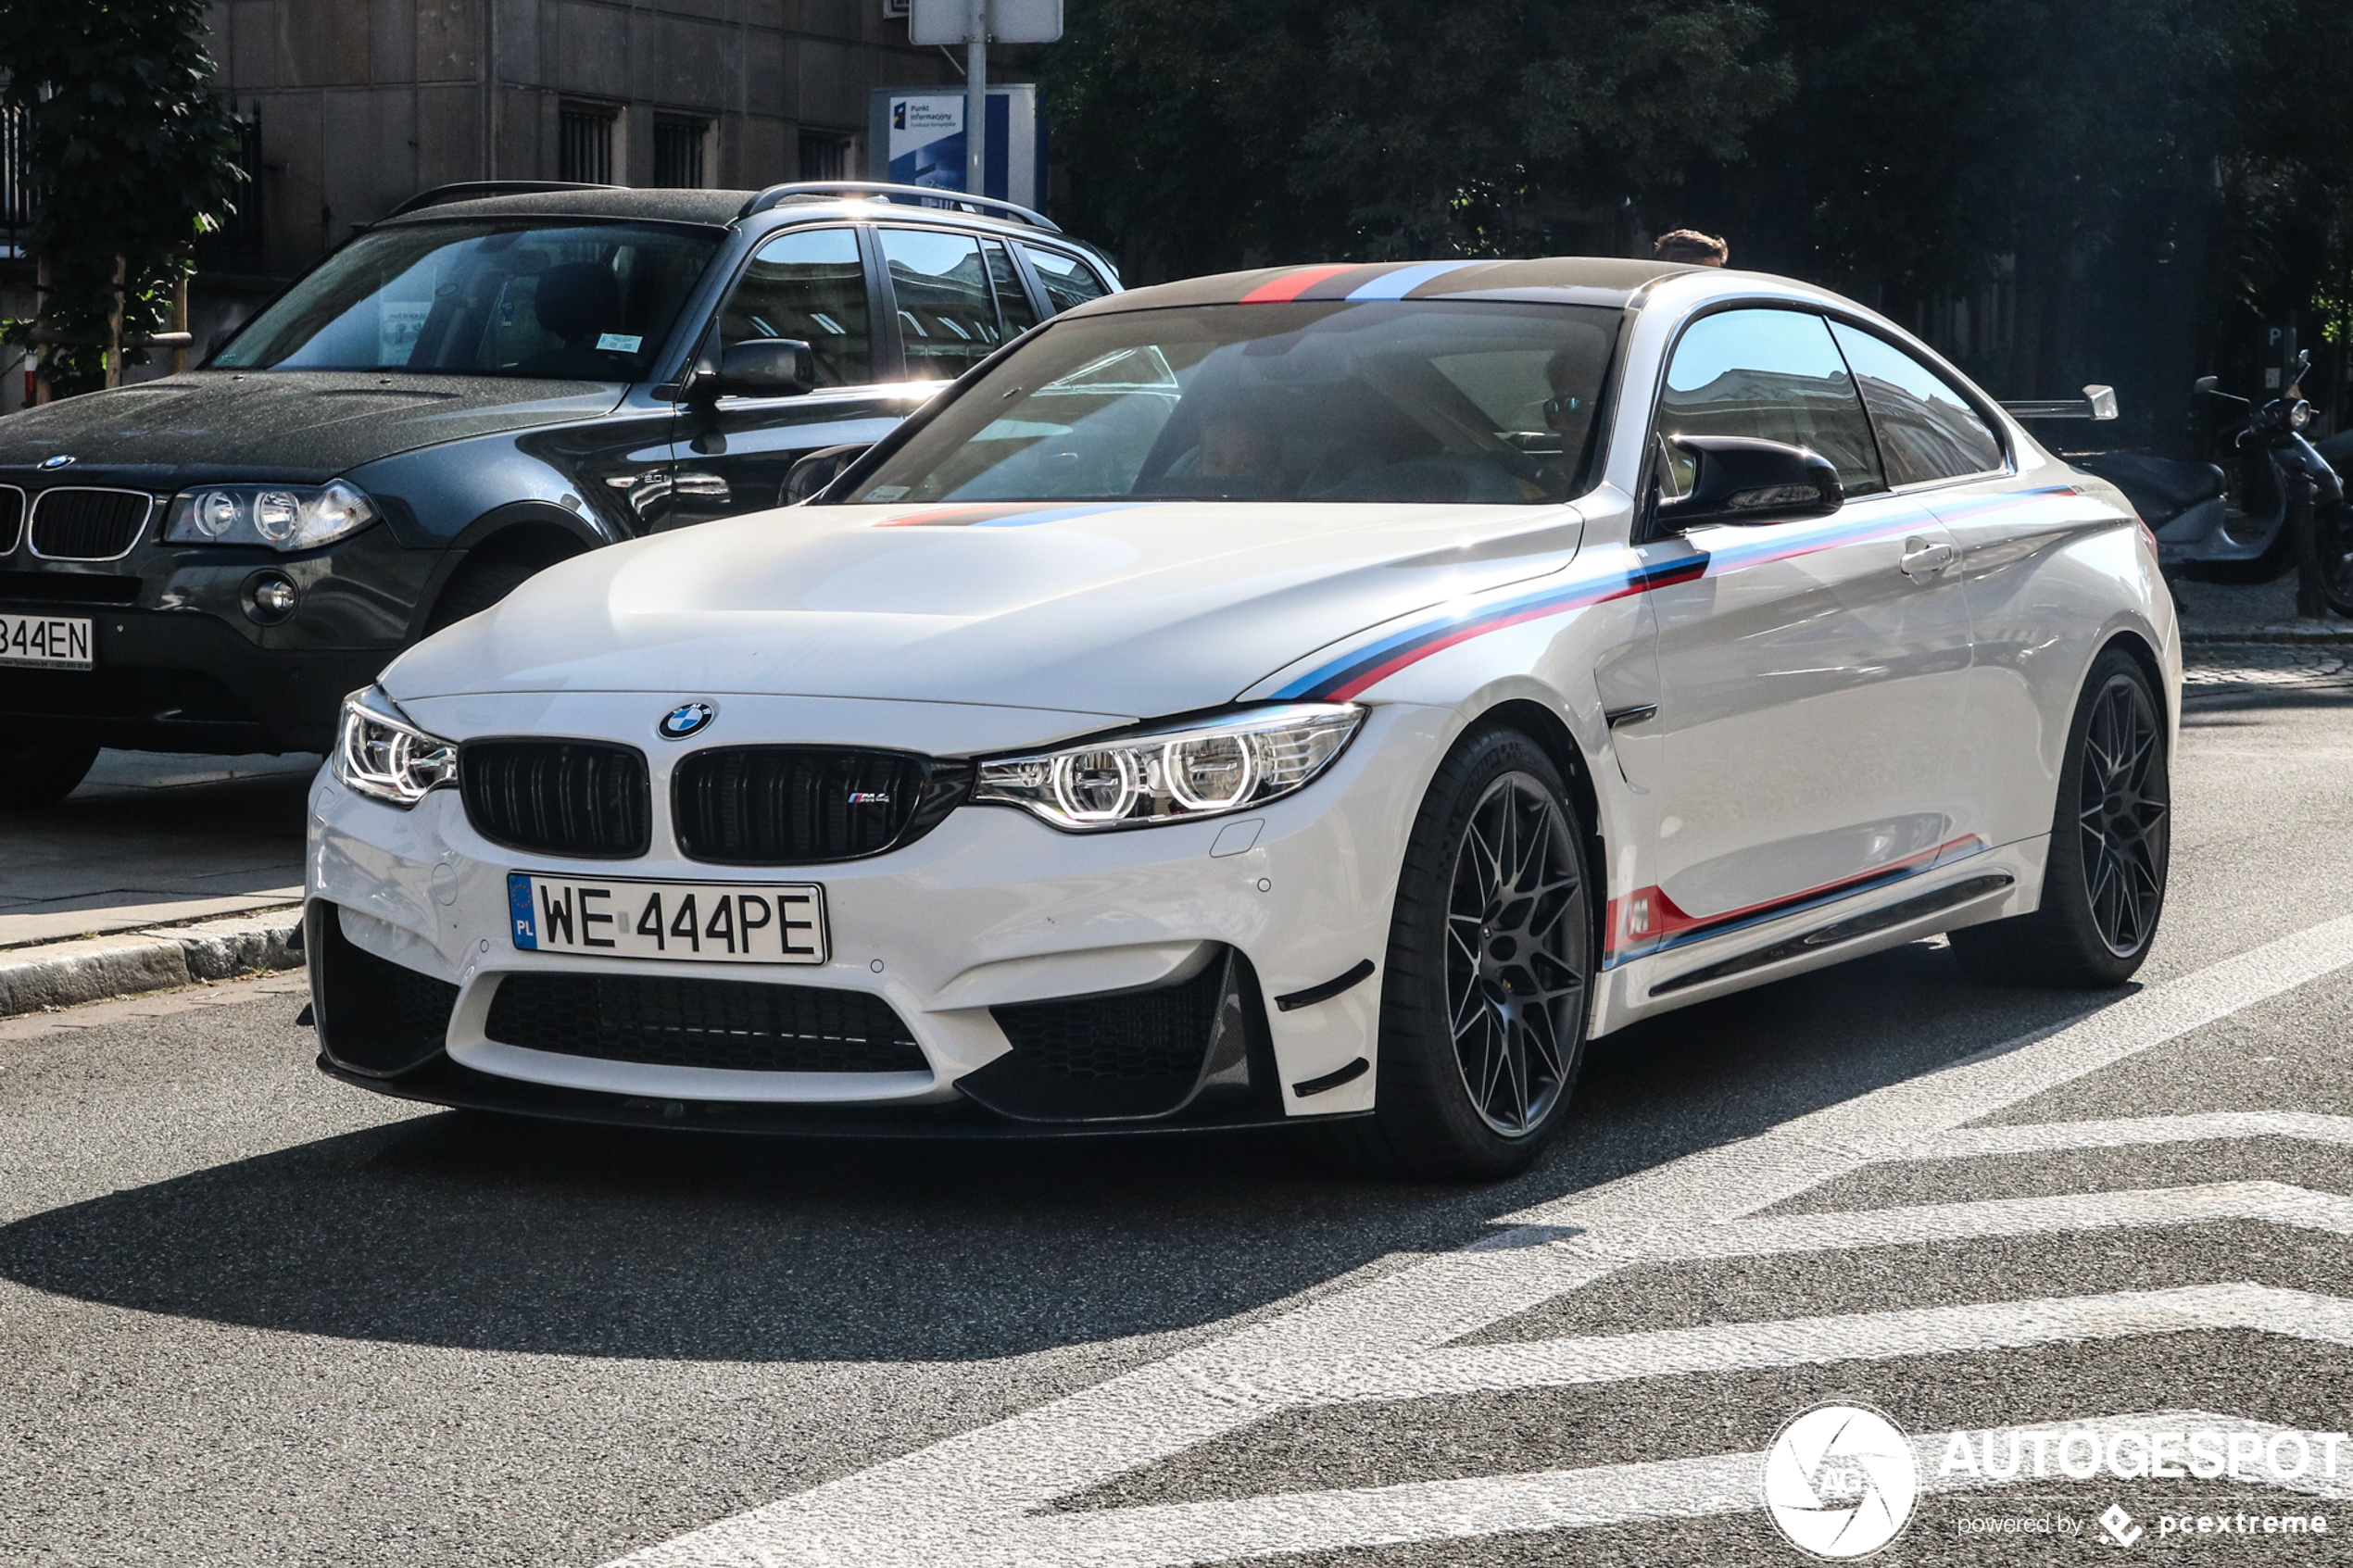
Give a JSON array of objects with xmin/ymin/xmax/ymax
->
[
  {"xmin": 1, "ymin": 0, "xmax": 245, "ymax": 398},
  {"xmin": 1041, "ymin": 0, "xmax": 1793, "ymax": 278}
]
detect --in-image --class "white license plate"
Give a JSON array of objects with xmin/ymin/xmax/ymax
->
[
  {"xmin": 0, "ymin": 612, "xmax": 93, "ymax": 670},
  {"xmin": 508, "ymin": 873, "xmax": 828, "ymax": 964}
]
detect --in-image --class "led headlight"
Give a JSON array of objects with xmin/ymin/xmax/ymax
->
[
  {"xmin": 165, "ymin": 479, "xmax": 379, "ymax": 551},
  {"xmin": 332, "ymin": 684, "xmax": 458, "ymax": 808},
  {"xmin": 974, "ymin": 704, "xmax": 1363, "ymax": 831}
]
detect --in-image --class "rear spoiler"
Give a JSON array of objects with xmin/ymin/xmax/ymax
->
[{"xmin": 2001, "ymin": 384, "xmax": 2119, "ymax": 421}]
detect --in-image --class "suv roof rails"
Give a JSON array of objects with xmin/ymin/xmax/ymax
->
[
  {"xmin": 387, "ymin": 181, "xmax": 623, "ymax": 218},
  {"xmin": 735, "ymin": 181, "xmax": 1063, "ymax": 233}
]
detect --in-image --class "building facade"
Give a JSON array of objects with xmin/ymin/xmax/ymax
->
[{"xmin": 203, "ymin": 0, "xmax": 953, "ymax": 274}]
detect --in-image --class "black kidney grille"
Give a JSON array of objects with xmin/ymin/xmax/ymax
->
[
  {"xmin": 0, "ymin": 486, "xmax": 22, "ymax": 553},
  {"xmin": 484, "ymin": 972, "xmax": 926, "ymax": 1073},
  {"xmin": 30, "ymin": 488, "xmax": 150, "ymax": 560},
  {"xmin": 673, "ymin": 746, "xmax": 973, "ymax": 864},
  {"xmin": 460, "ymin": 739, "xmax": 651, "ymax": 859},
  {"xmin": 991, "ymin": 959, "xmax": 1227, "ymax": 1082}
]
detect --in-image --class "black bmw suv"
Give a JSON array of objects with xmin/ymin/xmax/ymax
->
[{"xmin": 0, "ymin": 180, "xmax": 1117, "ymax": 805}]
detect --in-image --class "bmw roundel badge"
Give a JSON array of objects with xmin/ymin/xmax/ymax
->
[
  {"xmin": 658, "ymin": 700, "xmax": 716, "ymax": 740},
  {"xmin": 38, "ymin": 454, "xmax": 73, "ymax": 470}
]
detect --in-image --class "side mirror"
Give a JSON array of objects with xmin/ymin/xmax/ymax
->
[
  {"xmin": 1654, "ymin": 434, "xmax": 1843, "ymax": 531},
  {"xmin": 2195, "ymin": 375, "xmax": 2221, "ymax": 394},
  {"xmin": 783, "ymin": 443, "xmax": 873, "ymax": 504},
  {"xmin": 687, "ymin": 338, "xmax": 815, "ymax": 401}
]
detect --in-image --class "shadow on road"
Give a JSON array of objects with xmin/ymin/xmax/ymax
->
[{"xmin": 0, "ymin": 943, "xmax": 2108, "ymax": 1361}]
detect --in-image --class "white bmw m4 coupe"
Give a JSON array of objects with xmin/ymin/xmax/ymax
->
[{"xmin": 306, "ymin": 257, "xmax": 2178, "ymax": 1178}]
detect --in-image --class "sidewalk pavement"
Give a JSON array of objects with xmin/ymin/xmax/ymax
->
[
  {"xmin": 1, "ymin": 750, "xmax": 313, "ymax": 1017},
  {"xmin": 0, "ymin": 574, "xmax": 2347, "ymax": 1019}
]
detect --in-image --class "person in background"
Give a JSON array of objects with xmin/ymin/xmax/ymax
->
[{"xmin": 1655, "ymin": 230, "xmax": 1730, "ymax": 267}]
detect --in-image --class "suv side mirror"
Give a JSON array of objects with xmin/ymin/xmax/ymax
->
[
  {"xmin": 784, "ymin": 442, "xmax": 873, "ymax": 504},
  {"xmin": 687, "ymin": 338, "xmax": 815, "ymax": 401},
  {"xmin": 1655, "ymin": 434, "xmax": 1843, "ymax": 531}
]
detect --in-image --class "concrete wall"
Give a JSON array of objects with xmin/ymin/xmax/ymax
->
[{"xmin": 203, "ymin": 0, "xmax": 950, "ymax": 273}]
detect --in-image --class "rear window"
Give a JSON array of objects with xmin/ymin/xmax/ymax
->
[
  {"xmin": 213, "ymin": 220, "xmax": 721, "ymax": 381},
  {"xmin": 841, "ymin": 299, "xmax": 1619, "ymax": 508}
]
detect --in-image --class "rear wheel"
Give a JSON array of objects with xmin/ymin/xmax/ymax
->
[
  {"xmin": 0, "ymin": 740, "xmax": 98, "ymax": 809},
  {"xmin": 1324, "ymin": 727, "xmax": 1595, "ymax": 1181},
  {"xmin": 1950, "ymin": 646, "xmax": 2169, "ymax": 987},
  {"xmin": 2316, "ymin": 501, "xmax": 2353, "ymax": 618}
]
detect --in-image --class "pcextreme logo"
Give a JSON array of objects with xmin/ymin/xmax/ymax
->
[{"xmin": 1762, "ymin": 1401, "xmax": 1920, "ymax": 1560}]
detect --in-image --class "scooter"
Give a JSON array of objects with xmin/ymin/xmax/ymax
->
[{"xmin": 2071, "ymin": 350, "xmax": 2353, "ymax": 615}]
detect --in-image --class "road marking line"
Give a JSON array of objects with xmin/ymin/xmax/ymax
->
[
  {"xmin": 608, "ymin": 916, "xmax": 2353, "ymax": 1568},
  {"xmin": 994, "ymin": 1413, "xmax": 2353, "ymax": 1568},
  {"xmin": 1260, "ymin": 1281, "xmax": 2353, "ymax": 1405},
  {"xmin": 1907, "ymin": 1110, "xmax": 2353, "ymax": 1159}
]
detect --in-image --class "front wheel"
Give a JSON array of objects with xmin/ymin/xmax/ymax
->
[
  {"xmin": 1950, "ymin": 646, "xmax": 2170, "ymax": 987},
  {"xmin": 1325, "ymin": 726, "xmax": 1596, "ymax": 1181},
  {"xmin": 2315, "ymin": 500, "xmax": 2353, "ymax": 618},
  {"xmin": 0, "ymin": 740, "xmax": 98, "ymax": 809}
]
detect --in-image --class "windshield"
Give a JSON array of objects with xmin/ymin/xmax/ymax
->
[
  {"xmin": 841, "ymin": 300, "xmax": 1618, "ymax": 507},
  {"xmin": 213, "ymin": 220, "xmax": 722, "ymax": 380}
]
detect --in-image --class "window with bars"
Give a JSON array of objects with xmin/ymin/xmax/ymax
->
[
  {"xmin": 798, "ymin": 130, "xmax": 852, "ymax": 183},
  {"xmin": 559, "ymin": 104, "xmax": 616, "ymax": 184},
  {"xmin": 653, "ymin": 116, "xmax": 707, "ymax": 189}
]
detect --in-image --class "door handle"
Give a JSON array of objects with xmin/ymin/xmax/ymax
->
[{"xmin": 1900, "ymin": 537, "xmax": 1956, "ymax": 580}]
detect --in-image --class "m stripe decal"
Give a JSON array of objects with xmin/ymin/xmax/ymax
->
[
  {"xmin": 1343, "ymin": 260, "xmax": 1484, "ymax": 300},
  {"xmin": 1238, "ymin": 265, "xmax": 1360, "ymax": 304}
]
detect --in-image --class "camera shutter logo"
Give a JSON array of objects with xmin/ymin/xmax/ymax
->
[{"xmin": 1762, "ymin": 1401, "xmax": 1919, "ymax": 1559}]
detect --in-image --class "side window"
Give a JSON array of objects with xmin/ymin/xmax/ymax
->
[
  {"xmin": 985, "ymin": 241, "xmax": 1039, "ymax": 338},
  {"xmin": 719, "ymin": 228, "xmax": 871, "ymax": 387},
  {"xmin": 880, "ymin": 228, "xmax": 1006, "ymax": 381},
  {"xmin": 1828, "ymin": 322, "xmax": 2005, "ymax": 485},
  {"xmin": 1021, "ymin": 244, "xmax": 1110, "ymax": 315},
  {"xmin": 1656, "ymin": 308, "xmax": 1885, "ymax": 500}
]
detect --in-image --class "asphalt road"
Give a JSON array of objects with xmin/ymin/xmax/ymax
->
[{"xmin": 4, "ymin": 660, "xmax": 2351, "ymax": 1567}]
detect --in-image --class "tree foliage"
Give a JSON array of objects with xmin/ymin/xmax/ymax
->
[
  {"xmin": 1042, "ymin": 0, "xmax": 1793, "ymax": 276},
  {"xmin": 1, "ymin": 0, "xmax": 245, "ymax": 396}
]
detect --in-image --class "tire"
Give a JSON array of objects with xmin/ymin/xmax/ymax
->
[
  {"xmin": 2317, "ymin": 500, "xmax": 2353, "ymax": 619},
  {"xmin": 424, "ymin": 550, "xmax": 570, "ymax": 634},
  {"xmin": 1949, "ymin": 646, "xmax": 2170, "ymax": 987},
  {"xmin": 1322, "ymin": 726, "xmax": 1597, "ymax": 1181},
  {"xmin": 0, "ymin": 740, "xmax": 98, "ymax": 809}
]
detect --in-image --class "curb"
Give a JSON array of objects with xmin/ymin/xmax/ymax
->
[
  {"xmin": 0, "ymin": 908, "xmax": 305, "ymax": 1018},
  {"xmin": 2183, "ymin": 629, "xmax": 2353, "ymax": 645}
]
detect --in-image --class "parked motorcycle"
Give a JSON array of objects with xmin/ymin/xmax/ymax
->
[{"xmin": 2071, "ymin": 350, "xmax": 2353, "ymax": 615}]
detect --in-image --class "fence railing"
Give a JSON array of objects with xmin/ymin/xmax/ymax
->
[{"xmin": 3, "ymin": 101, "xmax": 266, "ymax": 273}]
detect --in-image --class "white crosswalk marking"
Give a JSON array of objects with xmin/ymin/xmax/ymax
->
[
  {"xmin": 1907, "ymin": 1110, "xmax": 2353, "ymax": 1159},
  {"xmin": 988, "ymin": 1414, "xmax": 2353, "ymax": 1568},
  {"xmin": 609, "ymin": 915, "xmax": 2353, "ymax": 1568}
]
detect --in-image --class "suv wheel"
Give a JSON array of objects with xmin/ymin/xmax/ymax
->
[{"xmin": 0, "ymin": 740, "xmax": 99, "ymax": 809}]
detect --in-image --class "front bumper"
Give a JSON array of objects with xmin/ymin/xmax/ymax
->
[
  {"xmin": 305, "ymin": 696, "xmax": 1449, "ymax": 1131},
  {"xmin": 0, "ymin": 605, "xmax": 391, "ymax": 753}
]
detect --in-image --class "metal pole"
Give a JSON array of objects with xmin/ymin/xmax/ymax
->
[{"xmin": 964, "ymin": 0, "xmax": 988, "ymax": 196}]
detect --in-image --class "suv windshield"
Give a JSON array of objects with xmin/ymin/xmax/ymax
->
[
  {"xmin": 213, "ymin": 220, "xmax": 721, "ymax": 381},
  {"xmin": 842, "ymin": 299, "xmax": 1618, "ymax": 507}
]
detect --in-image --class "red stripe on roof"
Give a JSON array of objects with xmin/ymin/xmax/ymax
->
[{"xmin": 1238, "ymin": 264, "xmax": 1359, "ymax": 304}]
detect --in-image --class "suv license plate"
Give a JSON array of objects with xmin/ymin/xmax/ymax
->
[
  {"xmin": 508, "ymin": 873, "xmax": 828, "ymax": 964},
  {"xmin": 0, "ymin": 612, "xmax": 93, "ymax": 670}
]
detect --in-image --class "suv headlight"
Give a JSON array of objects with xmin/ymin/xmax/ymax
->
[
  {"xmin": 974, "ymin": 704, "xmax": 1363, "ymax": 831},
  {"xmin": 333, "ymin": 684, "xmax": 458, "ymax": 807},
  {"xmin": 164, "ymin": 479, "xmax": 378, "ymax": 551}
]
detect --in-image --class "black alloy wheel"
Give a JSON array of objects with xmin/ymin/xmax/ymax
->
[
  {"xmin": 1321, "ymin": 725, "xmax": 1595, "ymax": 1180},
  {"xmin": 2076, "ymin": 668, "xmax": 2169, "ymax": 957},
  {"xmin": 1951, "ymin": 646, "xmax": 2170, "ymax": 987},
  {"xmin": 1447, "ymin": 771, "xmax": 1586, "ymax": 1136},
  {"xmin": 2316, "ymin": 500, "xmax": 2353, "ymax": 618}
]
